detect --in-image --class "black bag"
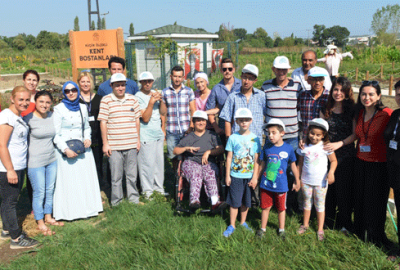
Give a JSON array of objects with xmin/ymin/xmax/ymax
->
[{"xmin": 65, "ymin": 108, "xmax": 85, "ymax": 155}]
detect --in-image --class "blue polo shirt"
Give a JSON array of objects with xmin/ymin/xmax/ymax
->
[
  {"xmin": 205, "ymin": 77, "xmax": 242, "ymax": 130},
  {"xmin": 97, "ymin": 78, "xmax": 139, "ymax": 96}
]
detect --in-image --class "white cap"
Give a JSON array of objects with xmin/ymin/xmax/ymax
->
[
  {"xmin": 263, "ymin": 118, "xmax": 285, "ymax": 131},
  {"xmin": 242, "ymin": 64, "xmax": 258, "ymax": 78},
  {"xmin": 139, "ymin": 71, "xmax": 154, "ymax": 81},
  {"xmin": 192, "ymin": 110, "xmax": 208, "ymax": 120},
  {"xmin": 273, "ymin": 56, "xmax": 291, "ymax": 69},
  {"xmin": 308, "ymin": 67, "xmax": 328, "ymax": 78},
  {"xmin": 324, "ymin": 44, "xmax": 338, "ymax": 54},
  {"xmin": 110, "ymin": 73, "xmax": 127, "ymax": 84},
  {"xmin": 309, "ymin": 118, "xmax": 329, "ymax": 132},
  {"xmin": 234, "ymin": 108, "xmax": 253, "ymax": 120}
]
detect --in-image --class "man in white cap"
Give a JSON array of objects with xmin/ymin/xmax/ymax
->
[
  {"xmin": 298, "ymin": 66, "xmax": 329, "ymax": 147},
  {"xmin": 291, "ymin": 50, "xmax": 332, "ymax": 93},
  {"xmin": 135, "ymin": 71, "xmax": 167, "ymax": 199},
  {"xmin": 318, "ymin": 44, "xmax": 353, "ymax": 82},
  {"xmin": 98, "ymin": 73, "xmax": 142, "ymax": 206},
  {"xmin": 219, "ymin": 64, "xmax": 266, "ymax": 143},
  {"xmin": 261, "ymin": 56, "xmax": 302, "ymax": 214}
]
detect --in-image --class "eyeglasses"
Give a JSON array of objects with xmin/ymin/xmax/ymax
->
[
  {"xmin": 222, "ymin": 67, "xmax": 233, "ymax": 72},
  {"xmin": 362, "ymin": 80, "xmax": 379, "ymax": 87},
  {"xmin": 65, "ymin": 88, "xmax": 78, "ymax": 94}
]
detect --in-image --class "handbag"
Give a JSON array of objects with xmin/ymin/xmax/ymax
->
[{"xmin": 65, "ymin": 108, "xmax": 85, "ymax": 155}]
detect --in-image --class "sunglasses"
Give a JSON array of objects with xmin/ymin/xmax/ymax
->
[
  {"xmin": 222, "ymin": 67, "xmax": 233, "ymax": 72},
  {"xmin": 65, "ymin": 88, "xmax": 78, "ymax": 94},
  {"xmin": 362, "ymin": 80, "xmax": 379, "ymax": 87}
]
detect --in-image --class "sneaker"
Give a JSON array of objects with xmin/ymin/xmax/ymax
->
[
  {"xmin": 340, "ymin": 227, "xmax": 350, "ymax": 237},
  {"xmin": 297, "ymin": 225, "xmax": 309, "ymax": 235},
  {"xmin": 189, "ymin": 201, "xmax": 201, "ymax": 209},
  {"xmin": 279, "ymin": 231, "xmax": 286, "ymax": 240},
  {"xmin": 0, "ymin": 230, "xmax": 10, "ymax": 240},
  {"xmin": 255, "ymin": 229, "xmax": 265, "ymax": 238},
  {"xmin": 317, "ymin": 231, "xmax": 325, "ymax": 241},
  {"xmin": 10, "ymin": 234, "xmax": 39, "ymax": 249},
  {"xmin": 211, "ymin": 201, "xmax": 227, "ymax": 214},
  {"xmin": 223, "ymin": 225, "xmax": 235, "ymax": 237},
  {"xmin": 240, "ymin": 222, "xmax": 253, "ymax": 232}
]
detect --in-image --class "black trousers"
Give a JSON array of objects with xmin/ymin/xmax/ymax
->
[
  {"xmin": 92, "ymin": 143, "xmax": 111, "ymax": 201},
  {"xmin": 387, "ymin": 160, "xmax": 400, "ymax": 246},
  {"xmin": 325, "ymin": 157, "xmax": 355, "ymax": 230},
  {"xmin": 0, "ymin": 170, "xmax": 24, "ymax": 239},
  {"xmin": 353, "ymin": 159, "xmax": 389, "ymax": 244}
]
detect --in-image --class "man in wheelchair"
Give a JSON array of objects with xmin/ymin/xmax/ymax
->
[{"xmin": 173, "ymin": 110, "xmax": 227, "ymax": 213}]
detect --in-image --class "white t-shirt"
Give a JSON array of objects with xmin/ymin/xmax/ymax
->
[
  {"xmin": 296, "ymin": 142, "xmax": 333, "ymax": 186},
  {"xmin": 0, "ymin": 109, "xmax": 29, "ymax": 172}
]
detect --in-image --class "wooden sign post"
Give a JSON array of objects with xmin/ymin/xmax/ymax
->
[{"xmin": 69, "ymin": 28, "xmax": 125, "ymax": 82}]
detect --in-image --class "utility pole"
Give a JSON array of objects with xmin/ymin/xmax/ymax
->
[{"xmin": 306, "ymin": 29, "xmax": 311, "ymax": 47}]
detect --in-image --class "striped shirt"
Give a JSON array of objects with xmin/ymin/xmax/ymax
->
[
  {"xmin": 98, "ymin": 93, "xmax": 141, "ymax": 151},
  {"xmin": 162, "ymin": 84, "xmax": 195, "ymax": 134},
  {"xmin": 261, "ymin": 78, "xmax": 301, "ymax": 139}
]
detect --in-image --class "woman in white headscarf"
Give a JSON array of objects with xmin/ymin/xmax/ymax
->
[{"xmin": 318, "ymin": 44, "xmax": 353, "ymax": 82}]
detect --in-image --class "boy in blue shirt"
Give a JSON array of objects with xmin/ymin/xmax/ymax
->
[
  {"xmin": 223, "ymin": 108, "xmax": 261, "ymax": 237},
  {"xmin": 255, "ymin": 119, "xmax": 300, "ymax": 239}
]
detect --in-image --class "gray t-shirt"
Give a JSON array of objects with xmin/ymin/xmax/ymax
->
[
  {"xmin": 177, "ymin": 130, "xmax": 221, "ymax": 164},
  {"xmin": 23, "ymin": 112, "xmax": 56, "ymax": 168}
]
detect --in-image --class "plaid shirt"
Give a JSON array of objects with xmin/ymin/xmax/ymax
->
[
  {"xmin": 162, "ymin": 84, "xmax": 195, "ymax": 134},
  {"xmin": 298, "ymin": 90, "xmax": 329, "ymax": 138},
  {"xmin": 219, "ymin": 87, "xmax": 266, "ymax": 142}
]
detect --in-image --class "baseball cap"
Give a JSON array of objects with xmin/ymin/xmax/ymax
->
[
  {"xmin": 242, "ymin": 64, "xmax": 258, "ymax": 78},
  {"xmin": 273, "ymin": 56, "xmax": 291, "ymax": 69},
  {"xmin": 110, "ymin": 73, "xmax": 127, "ymax": 84},
  {"xmin": 234, "ymin": 108, "xmax": 253, "ymax": 120},
  {"xmin": 308, "ymin": 67, "xmax": 328, "ymax": 78},
  {"xmin": 309, "ymin": 118, "xmax": 329, "ymax": 132},
  {"xmin": 262, "ymin": 118, "xmax": 285, "ymax": 131},
  {"xmin": 139, "ymin": 71, "xmax": 154, "ymax": 81},
  {"xmin": 192, "ymin": 110, "xmax": 208, "ymax": 120}
]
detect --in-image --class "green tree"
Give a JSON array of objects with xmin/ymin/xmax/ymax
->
[
  {"xmin": 323, "ymin": 25, "xmax": 350, "ymax": 46},
  {"xmin": 0, "ymin": 39, "xmax": 8, "ymax": 49},
  {"xmin": 312, "ymin": 24, "xmax": 326, "ymax": 46},
  {"xmin": 217, "ymin": 23, "xmax": 235, "ymax": 42},
  {"xmin": 371, "ymin": 4, "xmax": 400, "ymax": 45},
  {"xmin": 283, "ymin": 37, "xmax": 295, "ymax": 47},
  {"xmin": 233, "ymin": 28, "xmax": 247, "ymax": 40},
  {"xmin": 274, "ymin": 37, "xmax": 283, "ymax": 47},
  {"xmin": 36, "ymin": 31, "xmax": 61, "ymax": 50},
  {"xmin": 265, "ymin": 36, "xmax": 274, "ymax": 48},
  {"xmin": 74, "ymin": 16, "xmax": 80, "ymax": 31},
  {"xmin": 91, "ymin": 20, "xmax": 95, "ymax": 30},
  {"xmin": 13, "ymin": 34, "xmax": 26, "ymax": 50},
  {"xmin": 129, "ymin": 23, "xmax": 134, "ymax": 36},
  {"xmin": 102, "ymin": 18, "xmax": 106, "ymax": 29}
]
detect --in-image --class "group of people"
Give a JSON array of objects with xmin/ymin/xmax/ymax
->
[{"xmin": 0, "ymin": 51, "xmax": 400, "ymax": 256}]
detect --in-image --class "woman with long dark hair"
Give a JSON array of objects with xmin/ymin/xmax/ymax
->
[
  {"xmin": 353, "ymin": 81, "xmax": 392, "ymax": 247},
  {"xmin": 320, "ymin": 77, "xmax": 356, "ymax": 233}
]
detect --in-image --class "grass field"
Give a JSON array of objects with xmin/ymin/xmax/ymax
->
[{"xmin": 1, "ymin": 153, "xmax": 400, "ymax": 269}]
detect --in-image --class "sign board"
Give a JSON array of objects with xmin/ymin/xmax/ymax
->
[{"xmin": 69, "ymin": 28, "xmax": 125, "ymax": 82}]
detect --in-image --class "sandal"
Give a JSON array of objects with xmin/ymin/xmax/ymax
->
[
  {"xmin": 45, "ymin": 219, "xmax": 64, "ymax": 227},
  {"xmin": 37, "ymin": 227, "xmax": 55, "ymax": 236}
]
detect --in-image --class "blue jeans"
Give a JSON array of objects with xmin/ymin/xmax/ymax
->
[
  {"xmin": 27, "ymin": 160, "xmax": 57, "ymax": 220},
  {"xmin": 166, "ymin": 131, "xmax": 185, "ymax": 159}
]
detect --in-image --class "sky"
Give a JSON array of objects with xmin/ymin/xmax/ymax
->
[{"xmin": 1, "ymin": 0, "xmax": 399, "ymax": 39}]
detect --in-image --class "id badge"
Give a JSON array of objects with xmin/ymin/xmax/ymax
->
[
  {"xmin": 389, "ymin": 140, "xmax": 398, "ymax": 150},
  {"xmin": 88, "ymin": 116, "xmax": 95, "ymax": 122},
  {"xmin": 360, "ymin": 145, "xmax": 371, "ymax": 152}
]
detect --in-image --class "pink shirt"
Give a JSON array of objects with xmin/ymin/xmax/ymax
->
[{"xmin": 195, "ymin": 90, "xmax": 210, "ymax": 111}]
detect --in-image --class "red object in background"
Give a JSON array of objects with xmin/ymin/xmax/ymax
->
[
  {"xmin": 212, "ymin": 49, "xmax": 224, "ymax": 73},
  {"xmin": 184, "ymin": 48, "xmax": 200, "ymax": 80}
]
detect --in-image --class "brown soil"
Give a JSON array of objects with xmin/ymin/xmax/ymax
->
[{"xmin": 0, "ymin": 73, "xmax": 69, "ymax": 91}]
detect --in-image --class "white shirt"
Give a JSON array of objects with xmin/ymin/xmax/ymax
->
[
  {"xmin": 0, "ymin": 109, "xmax": 29, "ymax": 171},
  {"xmin": 297, "ymin": 142, "xmax": 333, "ymax": 186},
  {"xmin": 317, "ymin": 52, "xmax": 353, "ymax": 76},
  {"xmin": 291, "ymin": 67, "xmax": 332, "ymax": 93}
]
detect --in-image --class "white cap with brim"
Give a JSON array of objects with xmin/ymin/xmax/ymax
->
[
  {"xmin": 262, "ymin": 118, "xmax": 285, "ymax": 131},
  {"xmin": 273, "ymin": 56, "xmax": 291, "ymax": 69},
  {"xmin": 139, "ymin": 71, "xmax": 154, "ymax": 81},
  {"xmin": 110, "ymin": 73, "xmax": 127, "ymax": 84},
  {"xmin": 234, "ymin": 108, "xmax": 253, "ymax": 119},
  {"xmin": 192, "ymin": 110, "xmax": 208, "ymax": 120},
  {"xmin": 242, "ymin": 64, "xmax": 259, "ymax": 78},
  {"xmin": 308, "ymin": 67, "xmax": 329, "ymax": 78},
  {"xmin": 309, "ymin": 118, "xmax": 329, "ymax": 132}
]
